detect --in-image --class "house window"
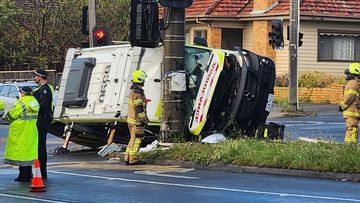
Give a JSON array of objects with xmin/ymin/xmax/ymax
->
[
  {"xmin": 194, "ymin": 30, "xmax": 207, "ymax": 40},
  {"xmin": 318, "ymin": 31, "xmax": 360, "ymax": 61},
  {"xmin": 221, "ymin": 28, "xmax": 243, "ymax": 50}
]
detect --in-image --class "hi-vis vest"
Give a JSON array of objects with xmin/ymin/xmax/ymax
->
[
  {"xmin": 127, "ymin": 84, "xmax": 149, "ymax": 125},
  {"xmin": 340, "ymin": 79, "xmax": 360, "ymax": 118},
  {"xmin": 4, "ymin": 95, "xmax": 39, "ymax": 165}
]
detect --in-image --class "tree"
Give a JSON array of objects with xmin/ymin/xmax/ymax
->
[
  {"xmin": 0, "ymin": 0, "xmax": 131, "ymax": 70},
  {"xmin": 96, "ymin": 0, "xmax": 131, "ymax": 42}
]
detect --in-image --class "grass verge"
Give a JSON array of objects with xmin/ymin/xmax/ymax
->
[{"xmin": 141, "ymin": 138, "xmax": 360, "ymax": 173}]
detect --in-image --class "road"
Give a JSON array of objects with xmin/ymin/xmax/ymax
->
[
  {"xmin": 269, "ymin": 114, "xmax": 345, "ymax": 143},
  {"xmin": 1, "ymin": 152, "xmax": 360, "ymax": 203},
  {"xmin": 1, "ymin": 112, "xmax": 359, "ymax": 202}
]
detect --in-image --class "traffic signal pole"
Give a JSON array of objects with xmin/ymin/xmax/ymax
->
[
  {"xmin": 88, "ymin": 0, "xmax": 96, "ymax": 47},
  {"xmin": 289, "ymin": 0, "xmax": 299, "ymax": 111}
]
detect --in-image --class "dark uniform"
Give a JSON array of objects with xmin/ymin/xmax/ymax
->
[{"xmin": 33, "ymin": 83, "xmax": 53, "ymax": 179}]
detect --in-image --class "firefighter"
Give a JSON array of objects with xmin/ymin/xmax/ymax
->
[
  {"xmin": 339, "ymin": 63, "xmax": 360, "ymax": 144},
  {"xmin": 3, "ymin": 87, "xmax": 39, "ymax": 182},
  {"xmin": 33, "ymin": 68, "xmax": 53, "ymax": 179},
  {"xmin": 125, "ymin": 70, "xmax": 149, "ymax": 165}
]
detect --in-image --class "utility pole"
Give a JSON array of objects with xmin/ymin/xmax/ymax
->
[
  {"xmin": 88, "ymin": 0, "xmax": 96, "ymax": 47},
  {"xmin": 161, "ymin": 7, "xmax": 186, "ymax": 141},
  {"xmin": 289, "ymin": 0, "xmax": 299, "ymax": 111}
]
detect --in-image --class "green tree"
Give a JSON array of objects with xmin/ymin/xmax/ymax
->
[{"xmin": 0, "ymin": 0, "xmax": 131, "ymax": 70}]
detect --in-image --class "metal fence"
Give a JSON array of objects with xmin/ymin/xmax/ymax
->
[{"xmin": 0, "ymin": 70, "xmax": 60, "ymax": 87}]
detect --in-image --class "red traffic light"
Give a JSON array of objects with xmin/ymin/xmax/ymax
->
[
  {"xmin": 95, "ymin": 29, "xmax": 105, "ymax": 40},
  {"xmin": 93, "ymin": 27, "xmax": 110, "ymax": 47}
]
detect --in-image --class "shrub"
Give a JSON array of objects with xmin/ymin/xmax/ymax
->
[{"xmin": 275, "ymin": 72, "xmax": 345, "ymax": 88}]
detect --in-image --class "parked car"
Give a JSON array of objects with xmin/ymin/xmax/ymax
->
[{"xmin": 0, "ymin": 81, "xmax": 38, "ymax": 111}]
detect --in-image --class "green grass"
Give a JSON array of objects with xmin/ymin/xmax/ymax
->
[{"xmin": 141, "ymin": 139, "xmax": 360, "ymax": 173}]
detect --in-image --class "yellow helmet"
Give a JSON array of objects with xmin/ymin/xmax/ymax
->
[
  {"xmin": 131, "ymin": 70, "xmax": 147, "ymax": 83},
  {"xmin": 348, "ymin": 63, "xmax": 360, "ymax": 75}
]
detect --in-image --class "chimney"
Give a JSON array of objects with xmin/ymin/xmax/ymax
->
[{"xmin": 253, "ymin": 0, "xmax": 278, "ymax": 11}]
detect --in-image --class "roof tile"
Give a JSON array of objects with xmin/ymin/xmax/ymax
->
[{"xmin": 185, "ymin": 0, "xmax": 360, "ymax": 18}]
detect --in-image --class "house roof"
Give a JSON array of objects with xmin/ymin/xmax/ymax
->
[{"xmin": 185, "ymin": 0, "xmax": 360, "ymax": 18}]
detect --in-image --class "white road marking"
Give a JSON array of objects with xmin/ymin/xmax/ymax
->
[
  {"xmin": 49, "ymin": 170, "xmax": 360, "ymax": 202},
  {"xmin": 134, "ymin": 170, "xmax": 199, "ymax": 179},
  {"xmin": 0, "ymin": 193, "xmax": 71, "ymax": 203}
]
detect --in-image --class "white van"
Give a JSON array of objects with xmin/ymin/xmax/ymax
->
[{"xmin": 0, "ymin": 82, "xmax": 38, "ymax": 111}]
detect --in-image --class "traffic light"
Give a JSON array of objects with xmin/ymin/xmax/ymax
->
[
  {"xmin": 268, "ymin": 19, "xmax": 284, "ymax": 49},
  {"xmin": 159, "ymin": 0, "xmax": 193, "ymax": 8},
  {"xmin": 93, "ymin": 27, "xmax": 110, "ymax": 47},
  {"xmin": 130, "ymin": 0, "xmax": 160, "ymax": 48},
  {"xmin": 298, "ymin": 32, "xmax": 304, "ymax": 47}
]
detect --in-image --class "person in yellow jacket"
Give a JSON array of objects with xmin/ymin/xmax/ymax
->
[
  {"xmin": 125, "ymin": 70, "xmax": 149, "ymax": 165},
  {"xmin": 339, "ymin": 63, "xmax": 360, "ymax": 144},
  {"xmin": 4, "ymin": 87, "xmax": 40, "ymax": 182},
  {"xmin": 0, "ymin": 99, "xmax": 5, "ymax": 117}
]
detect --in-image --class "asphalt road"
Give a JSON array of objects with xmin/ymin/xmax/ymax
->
[
  {"xmin": 269, "ymin": 114, "xmax": 345, "ymax": 143},
  {"xmin": 0, "ymin": 110, "xmax": 359, "ymax": 202},
  {"xmin": 268, "ymin": 104, "xmax": 348, "ymax": 143},
  {"xmin": 1, "ymin": 152, "xmax": 360, "ymax": 203}
]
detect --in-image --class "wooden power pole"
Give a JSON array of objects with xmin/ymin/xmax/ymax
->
[
  {"xmin": 161, "ymin": 7, "xmax": 186, "ymax": 141},
  {"xmin": 289, "ymin": 0, "xmax": 299, "ymax": 111}
]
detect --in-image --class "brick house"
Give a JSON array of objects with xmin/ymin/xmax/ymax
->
[{"xmin": 184, "ymin": 0, "xmax": 360, "ymax": 75}]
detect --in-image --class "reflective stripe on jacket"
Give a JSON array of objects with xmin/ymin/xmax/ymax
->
[
  {"xmin": 4, "ymin": 95, "xmax": 39, "ymax": 166},
  {"xmin": 127, "ymin": 83, "xmax": 149, "ymax": 125},
  {"xmin": 340, "ymin": 79, "xmax": 360, "ymax": 118}
]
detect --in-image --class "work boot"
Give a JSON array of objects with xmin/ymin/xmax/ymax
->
[
  {"xmin": 14, "ymin": 175, "xmax": 32, "ymax": 182},
  {"xmin": 128, "ymin": 160, "xmax": 146, "ymax": 165},
  {"xmin": 124, "ymin": 152, "xmax": 130, "ymax": 165}
]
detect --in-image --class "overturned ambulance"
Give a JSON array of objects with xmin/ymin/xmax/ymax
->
[{"xmin": 49, "ymin": 43, "xmax": 275, "ymax": 149}]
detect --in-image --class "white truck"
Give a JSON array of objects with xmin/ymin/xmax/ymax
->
[{"xmin": 49, "ymin": 43, "xmax": 276, "ymax": 150}]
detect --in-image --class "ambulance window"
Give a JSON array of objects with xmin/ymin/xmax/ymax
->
[{"xmin": 184, "ymin": 47, "xmax": 211, "ymax": 98}]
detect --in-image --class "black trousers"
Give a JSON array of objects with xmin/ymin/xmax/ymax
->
[
  {"xmin": 37, "ymin": 115, "xmax": 51, "ymax": 179},
  {"xmin": 19, "ymin": 166, "xmax": 32, "ymax": 179}
]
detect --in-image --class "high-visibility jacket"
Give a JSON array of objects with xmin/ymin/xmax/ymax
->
[
  {"xmin": 0, "ymin": 99, "xmax": 5, "ymax": 116},
  {"xmin": 4, "ymin": 95, "xmax": 39, "ymax": 166},
  {"xmin": 127, "ymin": 84, "xmax": 149, "ymax": 125},
  {"xmin": 340, "ymin": 79, "xmax": 360, "ymax": 118}
]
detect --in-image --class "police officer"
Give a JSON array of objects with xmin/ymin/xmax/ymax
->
[
  {"xmin": 339, "ymin": 63, "xmax": 360, "ymax": 144},
  {"xmin": 125, "ymin": 70, "xmax": 149, "ymax": 165},
  {"xmin": 33, "ymin": 69, "xmax": 53, "ymax": 179},
  {"xmin": 4, "ymin": 87, "xmax": 39, "ymax": 182}
]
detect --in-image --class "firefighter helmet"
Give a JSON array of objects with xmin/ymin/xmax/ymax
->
[
  {"xmin": 348, "ymin": 63, "xmax": 360, "ymax": 75},
  {"xmin": 131, "ymin": 70, "xmax": 147, "ymax": 83}
]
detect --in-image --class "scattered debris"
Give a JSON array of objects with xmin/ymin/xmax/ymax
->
[
  {"xmin": 98, "ymin": 143, "xmax": 123, "ymax": 157},
  {"xmin": 139, "ymin": 140, "xmax": 159, "ymax": 152},
  {"xmin": 298, "ymin": 137, "xmax": 320, "ymax": 143},
  {"xmin": 201, "ymin": 133, "xmax": 226, "ymax": 144}
]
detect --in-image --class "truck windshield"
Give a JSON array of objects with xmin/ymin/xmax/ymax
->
[{"xmin": 184, "ymin": 47, "xmax": 211, "ymax": 99}]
